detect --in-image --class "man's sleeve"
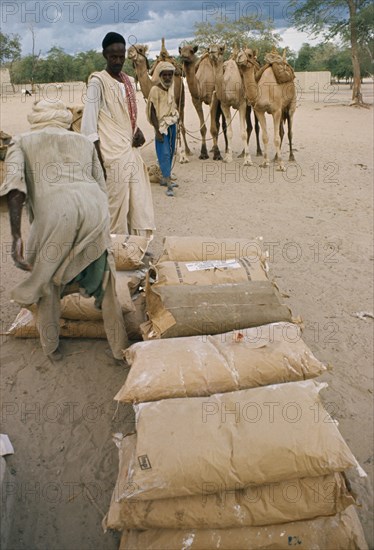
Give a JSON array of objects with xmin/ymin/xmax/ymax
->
[
  {"xmin": 81, "ymin": 77, "xmax": 102, "ymax": 142},
  {"xmin": 0, "ymin": 137, "xmax": 27, "ymax": 197},
  {"xmin": 91, "ymin": 146, "xmax": 107, "ymax": 195}
]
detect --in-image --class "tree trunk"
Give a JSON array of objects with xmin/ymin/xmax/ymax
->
[{"xmin": 348, "ymin": 0, "xmax": 363, "ymax": 104}]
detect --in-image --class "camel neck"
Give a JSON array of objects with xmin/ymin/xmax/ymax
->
[{"xmin": 133, "ymin": 61, "xmax": 152, "ymax": 98}]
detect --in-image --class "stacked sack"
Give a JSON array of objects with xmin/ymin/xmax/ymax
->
[
  {"xmin": 105, "ymin": 236, "xmax": 368, "ymax": 549},
  {"xmin": 140, "ymin": 236, "xmax": 296, "ymax": 340},
  {"xmin": 7, "ymin": 235, "xmax": 149, "ymax": 341}
]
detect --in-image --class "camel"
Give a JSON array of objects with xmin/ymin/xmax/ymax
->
[
  {"xmin": 179, "ymin": 44, "xmax": 227, "ymax": 161},
  {"xmin": 208, "ymin": 44, "xmax": 252, "ymax": 165},
  {"xmin": 127, "ymin": 42, "xmax": 190, "ymax": 164},
  {"xmin": 236, "ymin": 48, "xmax": 296, "ymax": 171}
]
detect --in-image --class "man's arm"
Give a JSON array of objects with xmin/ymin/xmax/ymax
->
[
  {"xmin": 149, "ymin": 102, "xmax": 164, "ymax": 142},
  {"xmin": 81, "ymin": 77, "xmax": 107, "ymax": 178},
  {"xmin": 0, "ymin": 139, "xmax": 32, "ymax": 271},
  {"xmin": 7, "ymin": 190, "xmax": 32, "ymax": 271}
]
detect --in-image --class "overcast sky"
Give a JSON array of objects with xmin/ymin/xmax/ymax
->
[{"xmin": 1, "ymin": 0, "xmax": 322, "ymax": 58}]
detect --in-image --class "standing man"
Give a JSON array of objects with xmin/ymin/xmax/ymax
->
[
  {"xmin": 81, "ymin": 32, "xmax": 155, "ymax": 236},
  {"xmin": 147, "ymin": 62, "xmax": 179, "ymax": 197},
  {"xmin": 1, "ymin": 100, "xmax": 128, "ymax": 361}
]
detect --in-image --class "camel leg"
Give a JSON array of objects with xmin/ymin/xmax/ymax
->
[
  {"xmin": 210, "ymin": 94, "xmax": 222, "ymax": 161},
  {"xmin": 221, "ymin": 103, "xmax": 233, "ymax": 163},
  {"xmin": 273, "ymin": 110, "xmax": 285, "ymax": 171},
  {"xmin": 255, "ymin": 110, "xmax": 269, "ymax": 168},
  {"xmin": 287, "ymin": 109, "xmax": 295, "ymax": 162},
  {"xmin": 254, "ymin": 113, "xmax": 262, "ymax": 156},
  {"xmin": 240, "ymin": 102, "xmax": 252, "ymax": 166},
  {"xmin": 238, "ymin": 104, "xmax": 252, "ymax": 158},
  {"xmin": 221, "ymin": 106, "xmax": 228, "ymax": 153},
  {"xmin": 192, "ymin": 96, "xmax": 209, "ymax": 160},
  {"xmin": 274, "ymin": 117, "xmax": 285, "ymax": 161}
]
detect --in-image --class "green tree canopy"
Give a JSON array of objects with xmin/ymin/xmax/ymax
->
[
  {"xmin": 193, "ymin": 16, "xmax": 282, "ymax": 63},
  {"xmin": 289, "ymin": 0, "xmax": 371, "ymax": 104},
  {"xmin": 0, "ymin": 31, "xmax": 22, "ymax": 65}
]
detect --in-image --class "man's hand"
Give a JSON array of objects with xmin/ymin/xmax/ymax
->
[
  {"xmin": 132, "ymin": 127, "xmax": 146, "ymax": 148},
  {"xmin": 155, "ymin": 131, "xmax": 164, "ymax": 142},
  {"xmin": 12, "ymin": 237, "xmax": 32, "ymax": 271}
]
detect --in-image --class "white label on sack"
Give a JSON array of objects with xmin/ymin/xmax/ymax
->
[{"xmin": 185, "ymin": 259, "xmax": 242, "ymax": 272}]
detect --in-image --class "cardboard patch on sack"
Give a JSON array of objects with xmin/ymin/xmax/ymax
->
[
  {"xmin": 143, "ymin": 279, "xmax": 293, "ymax": 340},
  {"xmin": 111, "ymin": 234, "xmax": 150, "ymax": 271}
]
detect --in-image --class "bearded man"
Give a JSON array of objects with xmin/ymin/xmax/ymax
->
[{"xmin": 147, "ymin": 62, "xmax": 179, "ymax": 197}]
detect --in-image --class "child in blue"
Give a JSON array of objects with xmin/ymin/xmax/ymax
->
[{"xmin": 147, "ymin": 62, "xmax": 179, "ymax": 197}]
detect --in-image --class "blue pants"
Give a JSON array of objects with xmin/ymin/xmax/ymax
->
[{"xmin": 155, "ymin": 124, "xmax": 177, "ymax": 179}]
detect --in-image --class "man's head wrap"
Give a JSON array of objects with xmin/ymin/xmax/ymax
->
[
  {"xmin": 27, "ymin": 100, "xmax": 73, "ymax": 130},
  {"xmin": 102, "ymin": 32, "xmax": 126, "ymax": 50},
  {"xmin": 157, "ymin": 61, "xmax": 176, "ymax": 75}
]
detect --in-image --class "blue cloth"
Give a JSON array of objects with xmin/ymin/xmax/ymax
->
[{"xmin": 155, "ymin": 123, "xmax": 177, "ymax": 179}]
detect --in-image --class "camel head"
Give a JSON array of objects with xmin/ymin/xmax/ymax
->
[
  {"xmin": 127, "ymin": 44, "xmax": 149, "ymax": 66},
  {"xmin": 208, "ymin": 44, "xmax": 225, "ymax": 64},
  {"xmin": 236, "ymin": 48, "xmax": 258, "ymax": 68},
  {"xmin": 179, "ymin": 44, "xmax": 198, "ymax": 64}
]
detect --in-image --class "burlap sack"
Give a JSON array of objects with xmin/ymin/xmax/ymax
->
[
  {"xmin": 271, "ymin": 61, "xmax": 295, "ymax": 84},
  {"xmin": 111, "ymin": 235, "xmax": 150, "ymax": 270},
  {"xmin": 117, "ymin": 323, "xmax": 326, "ymax": 403},
  {"xmin": 7, "ymin": 308, "xmax": 106, "ymax": 338},
  {"xmin": 120, "ymin": 381, "xmax": 361, "ymax": 501},
  {"xmin": 59, "ymin": 270, "xmax": 142, "ymax": 319},
  {"xmin": 159, "ymin": 236, "xmax": 267, "ymax": 264},
  {"xmin": 60, "ymin": 294, "xmax": 102, "ymax": 321},
  {"xmin": 142, "ymin": 281, "xmax": 294, "ymax": 339},
  {"xmin": 151, "ymin": 257, "xmax": 268, "ymax": 287},
  {"xmin": 124, "ymin": 294, "xmax": 147, "ymax": 341},
  {"xmin": 105, "ymin": 434, "xmax": 355, "ymax": 531},
  {"xmin": 119, "ymin": 507, "xmax": 368, "ymax": 549}
]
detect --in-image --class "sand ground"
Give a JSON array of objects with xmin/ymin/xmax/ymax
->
[{"xmin": 0, "ymin": 80, "xmax": 373, "ymax": 549}]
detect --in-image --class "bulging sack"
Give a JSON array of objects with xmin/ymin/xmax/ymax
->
[
  {"xmin": 159, "ymin": 236, "xmax": 267, "ymax": 263},
  {"xmin": 111, "ymin": 235, "xmax": 150, "ymax": 270},
  {"xmin": 119, "ymin": 507, "xmax": 368, "ymax": 550},
  {"xmin": 60, "ymin": 294, "xmax": 102, "ymax": 321},
  {"xmin": 120, "ymin": 381, "xmax": 361, "ymax": 501},
  {"xmin": 105, "ymin": 434, "xmax": 355, "ymax": 531},
  {"xmin": 151, "ymin": 257, "xmax": 268, "ymax": 287},
  {"xmin": 7, "ymin": 308, "xmax": 106, "ymax": 339},
  {"xmin": 117, "ymin": 323, "xmax": 326, "ymax": 403},
  {"xmin": 142, "ymin": 281, "xmax": 293, "ymax": 339}
]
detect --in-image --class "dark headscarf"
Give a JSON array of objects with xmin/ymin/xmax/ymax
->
[{"xmin": 102, "ymin": 32, "xmax": 126, "ymax": 50}]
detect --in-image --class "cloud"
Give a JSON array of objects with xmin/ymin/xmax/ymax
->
[{"xmin": 1, "ymin": 0, "xmax": 320, "ymax": 56}]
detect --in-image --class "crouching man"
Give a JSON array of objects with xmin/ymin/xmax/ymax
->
[{"xmin": 1, "ymin": 100, "xmax": 128, "ymax": 361}]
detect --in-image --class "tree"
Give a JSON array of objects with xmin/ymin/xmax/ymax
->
[
  {"xmin": 290, "ymin": 0, "xmax": 371, "ymax": 105},
  {"xmin": 295, "ymin": 43, "xmax": 315, "ymax": 71},
  {"xmin": 0, "ymin": 31, "xmax": 22, "ymax": 91},
  {"xmin": 193, "ymin": 15, "xmax": 281, "ymax": 61},
  {"xmin": 0, "ymin": 31, "xmax": 21, "ymax": 65}
]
